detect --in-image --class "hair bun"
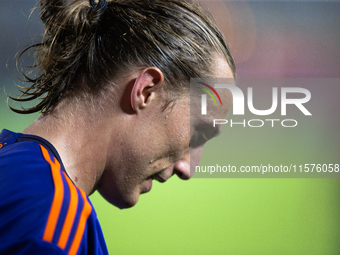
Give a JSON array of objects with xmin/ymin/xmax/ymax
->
[
  {"xmin": 39, "ymin": 0, "xmax": 105, "ymax": 37},
  {"xmin": 90, "ymin": 0, "xmax": 108, "ymax": 16}
]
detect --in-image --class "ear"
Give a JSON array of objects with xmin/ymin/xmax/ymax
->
[{"xmin": 130, "ymin": 67, "xmax": 164, "ymax": 112}]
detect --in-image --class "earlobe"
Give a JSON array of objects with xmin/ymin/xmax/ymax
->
[{"xmin": 130, "ymin": 67, "xmax": 164, "ymax": 112}]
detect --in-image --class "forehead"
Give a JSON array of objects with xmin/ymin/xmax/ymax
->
[
  {"xmin": 213, "ymin": 55, "xmax": 235, "ymax": 79},
  {"xmin": 190, "ymin": 56, "xmax": 234, "ymax": 129},
  {"xmin": 190, "ymin": 85, "xmax": 232, "ymax": 130}
]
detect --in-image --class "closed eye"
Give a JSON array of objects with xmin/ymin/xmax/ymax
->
[
  {"xmin": 189, "ymin": 123, "xmax": 221, "ymax": 148},
  {"xmin": 189, "ymin": 133, "xmax": 208, "ymax": 148}
]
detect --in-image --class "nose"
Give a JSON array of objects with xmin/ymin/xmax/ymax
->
[{"xmin": 173, "ymin": 146, "xmax": 204, "ymax": 180}]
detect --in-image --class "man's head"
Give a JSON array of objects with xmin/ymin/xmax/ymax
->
[
  {"xmin": 11, "ymin": 0, "xmax": 235, "ymax": 208},
  {"xmin": 96, "ymin": 55, "xmax": 234, "ymax": 208}
]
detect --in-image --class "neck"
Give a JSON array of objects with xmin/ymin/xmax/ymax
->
[{"xmin": 22, "ymin": 104, "xmax": 112, "ymax": 195}]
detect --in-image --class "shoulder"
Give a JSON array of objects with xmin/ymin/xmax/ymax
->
[
  {"xmin": 0, "ymin": 136, "xmax": 55, "ymax": 205},
  {"xmin": 0, "ymin": 131, "xmax": 108, "ymax": 254}
]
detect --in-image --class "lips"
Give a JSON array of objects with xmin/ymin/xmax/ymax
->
[
  {"xmin": 141, "ymin": 178, "xmax": 153, "ymax": 194},
  {"xmin": 141, "ymin": 169, "xmax": 173, "ymax": 194},
  {"xmin": 151, "ymin": 174, "xmax": 167, "ymax": 183}
]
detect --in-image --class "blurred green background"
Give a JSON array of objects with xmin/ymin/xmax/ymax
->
[{"xmin": 1, "ymin": 0, "xmax": 340, "ymax": 254}]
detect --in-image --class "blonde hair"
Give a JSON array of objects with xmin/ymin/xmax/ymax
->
[{"xmin": 10, "ymin": 0, "xmax": 235, "ymax": 114}]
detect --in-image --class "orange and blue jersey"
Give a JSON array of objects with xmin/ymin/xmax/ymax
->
[{"xmin": 0, "ymin": 129, "xmax": 108, "ymax": 255}]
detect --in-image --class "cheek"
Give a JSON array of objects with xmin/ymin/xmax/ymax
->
[
  {"xmin": 167, "ymin": 113, "xmax": 191, "ymax": 146},
  {"xmin": 178, "ymin": 123, "xmax": 191, "ymax": 148}
]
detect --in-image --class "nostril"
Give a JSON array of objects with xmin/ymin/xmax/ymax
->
[
  {"xmin": 176, "ymin": 172, "xmax": 183, "ymax": 179},
  {"xmin": 174, "ymin": 161, "xmax": 191, "ymax": 180}
]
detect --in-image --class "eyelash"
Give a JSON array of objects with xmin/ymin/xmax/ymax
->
[{"xmin": 190, "ymin": 133, "xmax": 208, "ymax": 148}]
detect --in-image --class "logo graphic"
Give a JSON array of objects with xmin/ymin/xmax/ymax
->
[
  {"xmin": 197, "ymin": 82, "xmax": 222, "ymax": 115},
  {"xmin": 194, "ymin": 79, "xmax": 312, "ymax": 128}
]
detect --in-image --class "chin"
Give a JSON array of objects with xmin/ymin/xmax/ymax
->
[
  {"xmin": 115, "ymin": 198, "xmax": 139, "ymax": 209},
  {"xmin": 98, "ymin": 189, "xmax": 140, "ymax": 209}
]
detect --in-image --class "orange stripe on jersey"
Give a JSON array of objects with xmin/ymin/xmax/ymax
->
[
  {"xmin": 57, "ymin": 172, "xmax": 79, "ymax": 249},
  {"xmin": 68, "ymin": 189, "xmax": 92, "ymax": 255},
  {"xmin": 40, "ymin": 145, "xmax": 64, "ymax": 243}
]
